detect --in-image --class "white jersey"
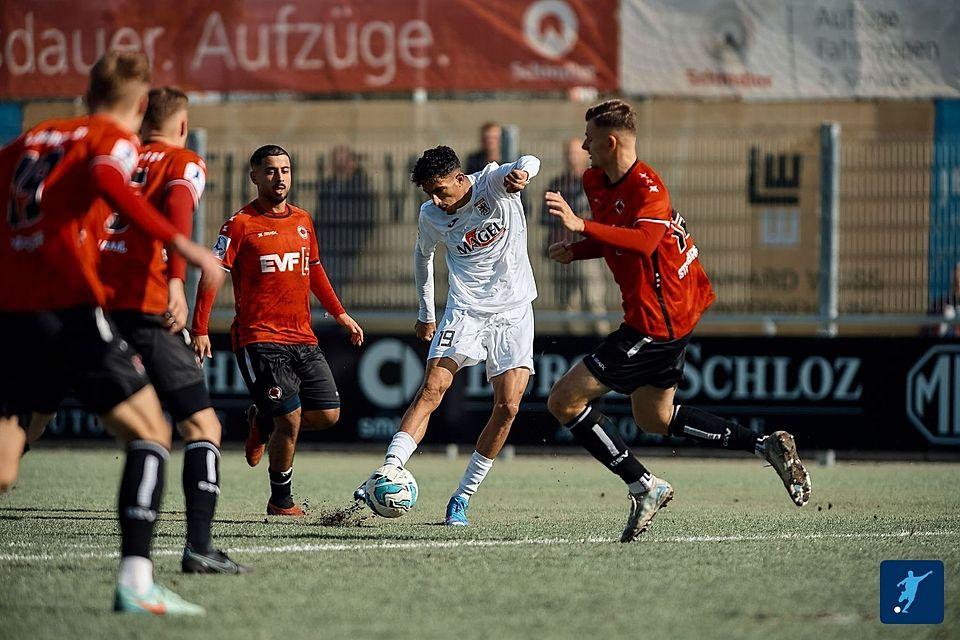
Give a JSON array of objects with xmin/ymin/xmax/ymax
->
[{"xmin": 415, "ymin": 157, "xmax": 540, "ymax": 321}]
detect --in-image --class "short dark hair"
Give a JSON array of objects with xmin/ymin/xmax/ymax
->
[
  {"xmin": 86, "ymin": 51, "xmax": 151, "ymax": 112},
  {"xmin": 585, "ymin": 99, "xmax": 637, "ymax": 134},
  {"xmin": 411, "ymin": 145, "xmax": 461, "ymax": 187},
  {"xmin": 143, "ymin": 87, "xmax": 188, "ymax": 131},
  {"xmin": 250, "ymin": 144, "xmax": 290, "ymax": 169}
]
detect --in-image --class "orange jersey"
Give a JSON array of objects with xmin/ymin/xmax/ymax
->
[
  {"xmin": 580, "ymin": 160, "xmax": 715, "ymax": 339},
  {"xmin": 100, "ymin": 141, "xmax": 206, "ymax": 314},
  {"xmin": 214, "ymin": 201, "xmax": 322, "ymax": 348},
  {"xmin": 0, "ymin": 115, "xmax": 140, "ymax": 311}
]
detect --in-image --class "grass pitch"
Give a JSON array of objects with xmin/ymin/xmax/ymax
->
[{"xmin": 1, "ymin": 448, "xmax": 958, "ymax": 639}]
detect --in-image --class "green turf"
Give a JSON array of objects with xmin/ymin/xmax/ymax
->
[{"xmin": 1, "ymin": 449, "xmax": 958, "ymax": 639}]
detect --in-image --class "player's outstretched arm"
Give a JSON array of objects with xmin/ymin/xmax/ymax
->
[
  {"xmin": 546, "ymin": 191, "xmax": 667, "ymax": 256},
  {"xmin": 92, "ymin": 163, "xmax": 224, "ymax": 288}
]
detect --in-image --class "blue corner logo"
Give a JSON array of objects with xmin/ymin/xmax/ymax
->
[{"xmin": 880, "ymin": 560, "xmax": 944, "ymax": 624}]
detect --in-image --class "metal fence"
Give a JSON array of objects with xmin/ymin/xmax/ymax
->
[{"xmin": 194, "ymin": 124, "xmax": 953, "ymax": 335}]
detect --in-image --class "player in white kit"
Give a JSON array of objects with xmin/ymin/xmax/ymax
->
[{"xmin": 356, "ymin": 145, "xmax": 540, "ymax": 525}]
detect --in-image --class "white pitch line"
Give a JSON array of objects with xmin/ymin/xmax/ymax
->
[{"xmin": 0, "ymin": 529, "xmax": 956, "ymax": 564}]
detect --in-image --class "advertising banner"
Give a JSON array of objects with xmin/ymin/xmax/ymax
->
[
  {"xmin": 0, "ymin": 0, "xmax": 617, "ymax": 98},
  {"xmin": 45, "ymin": 331, "xmax": 960, "ymax": 450},
  {"xmin": 621, "ymin": 0, "xmax": 960, "ymax": 98}
]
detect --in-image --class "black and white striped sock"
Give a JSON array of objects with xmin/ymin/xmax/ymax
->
[
  {"xmin": 182, "ymin": 440, "xmax": 220, "ymax": 552},
  {"xmin": 564, "ymin": 406, "xmax": 653, "ymax": 492},
  {"xmin": 669, "ymin": 405, "xmax": 763, "ymax": 455},
  {"xmin": 118, "ymin": 440, "xmax": 167, "ymax": 560}
]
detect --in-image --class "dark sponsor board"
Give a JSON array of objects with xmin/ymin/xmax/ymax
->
[{"xmin": 45, "ymin": 331, "xmax": 960, "ymax": 450}]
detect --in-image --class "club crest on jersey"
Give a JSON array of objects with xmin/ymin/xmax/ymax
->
[
  {"xmin": 476, "ymin": 197, "xmax": 490, "ymax": 215},
  {"xmin": 297, "ymin": 225, "xmax": 308, "ymax": 239},
  {"xmin": 615, "ymin": 199, "xmax": 625, "ymax": 215},
  {"xmin": 456, "ymin": 220, "xmax": 506, "ymax": 255},
  {"xmin": 212, "ymin": 234, "xmax": 230, "ymax": 260}
]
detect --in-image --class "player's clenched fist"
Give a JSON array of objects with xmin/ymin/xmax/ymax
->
[
  {"xmin": 503, "ymin": 169, "xmax": 529, "ymax": 193},
  {"xmin": 415, "ymin": 321, "xmax": 436, "ymax": 342},
  {"xmin": 548, "ymin": 241, "xmax": 575, "ymax": 264}
]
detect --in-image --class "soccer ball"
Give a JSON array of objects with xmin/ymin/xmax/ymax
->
[{"xmin": 363, "ymin": 464, "xmax": 418, "ymax": 518}]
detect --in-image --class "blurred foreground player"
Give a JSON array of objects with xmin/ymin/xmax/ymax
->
[
  {"xmin": 191, "ymin": 145, "xmax": 363, "ymax": 516},
  {"xmin": 98, "ymin": 87, "xmax": 247, "ymax": 574},
  {"xmin": 0, "ymin": 52, "xmax": 224, "ymax": 613},
  {"xmin": 545, "ymin": 100, "xmax": 811, "ymax": 542}
]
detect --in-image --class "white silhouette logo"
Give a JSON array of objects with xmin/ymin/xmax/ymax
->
[{"xmin": 523, "ymin": 1, "xmax": 579, "ymax": 60}]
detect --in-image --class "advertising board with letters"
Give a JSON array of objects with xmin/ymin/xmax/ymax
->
[{"xmin": 45, "ymin": 331, "xmax": 960, "ymax": 451}]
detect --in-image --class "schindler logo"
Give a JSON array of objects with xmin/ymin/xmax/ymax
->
[{"xmin": 906, "ymin": 345, "xmax": 960, "ymax": 445}]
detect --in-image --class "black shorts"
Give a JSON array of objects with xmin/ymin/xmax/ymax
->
[
  {"xmin": 235, "ymin": 342, "xmax": 340, "ymax": 417},
  {"xmin": 110, "ymin": 311, "xmax": 211, "ymax": 422},
  {"xmin": 583, "ymin": 324, "xmax": 691, "ymax": 395},
  {"xmin": 0, "ymin": 307, "xmax": 150, "ymax": 418}
]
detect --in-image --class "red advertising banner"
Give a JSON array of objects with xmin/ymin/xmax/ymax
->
[{"xmin": 0, "ymin": 0, "xmax": 618, "ymax": 98}]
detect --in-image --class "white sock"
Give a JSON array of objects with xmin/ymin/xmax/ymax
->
[
  {"xmin": 454, "ymin": 451, "xmax": 494, "ymax": 501},
  {"xmin": 118, "ymin": 556, "xmax": 154, "ymax": 595},
  {"xmin": 385, "ymin": 431, "xmax": 417, "ymax": 467}
]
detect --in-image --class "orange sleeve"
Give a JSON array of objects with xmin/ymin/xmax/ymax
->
[
  {"xmin": 309, "ymin": 262, "xmax": 346, "ymax": 318},
  {"xmin": 164, "ymin": 184, "xmax": 195, "ymax": 280},
  {"xmin": 581, "ymin": 219, "xmax": 668, "ymax": 257},
  {"xmin": 569, "ymin": 238, "xmax": 605, "ymax": 260}
]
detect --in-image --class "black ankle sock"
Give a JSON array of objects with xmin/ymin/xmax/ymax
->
[
  {"xmin": 268, "ymin": 467, "xmax": 293, "ymax": 507},
  {"xmin": 564, "ymin": 407, "xmax": 652, "ymax": 488},
  {"xmin": 118, "ymin": 441, "xmax": 167, "ymax": 558},
  {"xmin": 669, "ymin": 405, "xmax": 761, "ymax": 453},
  {"xmin": 182, "ymin": 440, "xmax": 220, "ymax": 551}
]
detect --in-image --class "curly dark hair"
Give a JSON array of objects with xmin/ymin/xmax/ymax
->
[{"xmin": 411, "ymin": 145, "xmax": 461, "ymax": 187}]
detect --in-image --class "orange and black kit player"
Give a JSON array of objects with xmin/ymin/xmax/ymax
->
[
  {"xmin": 98, "ymin": 87, "xmax": 246, "ymax": 573},
  {"xmin": 545, "ymin": 100, "xmax": 809, "ymax": 544},
  {"xmin": 192, "ymin": 145, "xmax": 362, "ymax": 516},
  {"xmin": 0, "ymin": 52, "xmax": 226, "ymax": 613}
]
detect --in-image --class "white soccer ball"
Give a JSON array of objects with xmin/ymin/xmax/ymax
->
[{"xmin": 363, "ymin": 464, "xmax": 418, "ymax": 518}]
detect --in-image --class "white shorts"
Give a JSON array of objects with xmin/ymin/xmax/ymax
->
[{"xmin": 428, "ymin": 303, "xmax": 535, "ymax": 380}]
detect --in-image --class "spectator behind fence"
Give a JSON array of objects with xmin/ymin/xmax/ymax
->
[
  {"xmin": 315, "ymin": 145, "xmax": 377, "ymax": 287},
  {"xmin": 465, "ymin": 122, "xmax": 502, "ymax": 174},
  {"xmin": 541, "ymin": 138, "xmax": 609, "ymax": 334}
]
